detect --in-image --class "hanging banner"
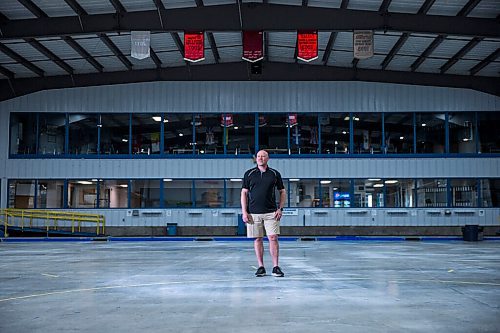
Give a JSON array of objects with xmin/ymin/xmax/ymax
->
[
  {"xmin": 353, "ymin": 30, "xmax": 374, "ymax": 59},
  {"xmin": 297, "ymin": 30, "xmax": 318, "ymax": 62},
  {"xmin": 184, "ymin": 31, "xmax": 205, "ymax": 62},
  {"xmin": 288, "ymin": 114, "xmax": 298, "ymax": 127},
  {"xmin": 221, "ymin": 114, "xmax": 233, "ymax": 127},
  {"xmin": 242, "ymin": 31, "xmax": 264, "ymax": 62},
  {"xmin": 131, "ymin": 31, "xmax": 150, "ymax": 60}
]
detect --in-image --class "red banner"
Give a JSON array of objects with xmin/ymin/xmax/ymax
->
[
  {"xmin": 242, "ymin": 31, "xmax": 264, "ymax": 63},
  {"xmin": 221, "ymin": 114, "xmax": 233, "ymax": 127},
  {"xmin": 184, "ymin": 31, "xmax": 205, "ymax": 62},
  {"xmin": 297, "ymin": 30, "xmax": 318, "ymax": 62},
  {"xmin": 288, "ymin": 114, "xmax": 298, "ymax": 127}
]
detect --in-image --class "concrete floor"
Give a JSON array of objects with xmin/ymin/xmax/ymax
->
[{"xmin": 0, "ymin": 239, "xmax": 499, "ymax": 333}]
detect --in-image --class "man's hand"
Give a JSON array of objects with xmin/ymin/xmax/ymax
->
[
  {"xmin": 274, "ymin": 208, "xmax": 283, "ymax": 221},
  {"xmin": 242, "ymin": 212, "xmax": 253, "ymax": 224}
]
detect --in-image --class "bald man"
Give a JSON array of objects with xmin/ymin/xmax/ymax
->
[{"xmin": 241, "ymin": 150, "xmax": 286, "ymax": 277}]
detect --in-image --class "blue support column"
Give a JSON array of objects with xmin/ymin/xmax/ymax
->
[
  {"xmin": 445, "ymin": 112, "xmax": 450, "ymax": 153},
  {"xmin": 349, "ymin": 112, "xmax": 354, "ymax": 154}
]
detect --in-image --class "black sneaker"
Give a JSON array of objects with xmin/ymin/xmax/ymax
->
[
  {"xmin": 272, "ymin": 266, "xmax": 284, "ymax": 277},
  {"xmin": 255, "ymin": 266, "xmax": 266, "ymax": 277}
]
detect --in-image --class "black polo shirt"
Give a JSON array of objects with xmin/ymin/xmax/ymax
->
[{"xmin": 242, "ymin": 166, "xmax": 285, "ymax": 214}]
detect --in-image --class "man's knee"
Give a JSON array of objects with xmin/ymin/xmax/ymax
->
[
  {"xmin": 254, "ymin": 237, "xmax": 263, "ymax": 244},
  {"xmin": 268, "ymin": 234, "xmax": 278, "ymax": 241}
]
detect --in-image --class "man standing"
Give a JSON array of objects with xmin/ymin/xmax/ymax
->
[{"xmin": 241, "ymin": 150, "xmax": 286, "ymax": 277}]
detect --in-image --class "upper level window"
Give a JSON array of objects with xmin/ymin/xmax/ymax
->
[
  {"xmin": 69, "ymin": 114, "xmax": 98, "ymax": 155},
  {"xmin": 353, "ymin": 113, "xmax": 382, "ymax": 154},
  {"xmin": 320, "ymin": 113, "xmax": 349, "ymax": 154},
  {"xmin": 416, "ymin": 113, "xmax": 445, "ymax": 154},
  {"xmin": 9, "ymin": 113, "xmax": 37, "ymax": 155},
  {"xmin": 478, "ymin": 112, "xmax": 500, "ymax": 154},
  {"xmin": 258, "ymin": 114, "xmax": 288, "ymax": 155},
  {"xmin": 164, "ymin": 114, "xmax": 193, "ymax": 154},
  {"xmin": 226, "ymin": 114, "xmax": 255, "ymax": 155},
  {"xmin": 132, "ymin": 114, "xmax": 161, "ymax": 155},
  {"xmin": 289, "ymin": 114, "xmax": 319, "ymax": 155},
  {"xmin": 38, "ymin": 113, "xmax": 65, "ymax": 155},
  {"xmin": 100, "ymin": 114, "xmax": 130, "ymax": 155},
  {"xmin": 195, "ymin": 114, "xmax": 223, "ymax": 155},
  {"xmin": 385, "ymin": 113, "xmax": 414, "ymax": 154},
  {"xmin": 449, "ymin": 112, "xmax": 476, "ymax": 154}
]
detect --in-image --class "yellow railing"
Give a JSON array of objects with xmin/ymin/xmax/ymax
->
[{"xmin": 1, "ymin": 209, "xmax": 105, "ymax": 238}]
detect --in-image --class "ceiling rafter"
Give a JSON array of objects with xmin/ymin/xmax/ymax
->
[
  {"xmin": 440, "ymin": 37, "xmax": 482, "ymax": 74},
  {"xmin": 0, "ymin": 65, "xmax": 15, "ymax": 79},
  {"xmin": 109, "ymin": 0, "xmax": 127, "ymax": 14},
  {"xmin": 302, "ymin": 0, "xmax": 308, "ymax": 6},
  {"xmin": 152, "ymin": 0, "xmax": 165, "ymax": 10},
  {"xmin": 379, "ymin": 0, "xmax": 392, "ymax": 13},
  {"xmin": 0, "ymin": 11, "xmax": 9, "ymax": 22},
  {"xmin": 206, "ymin": 32, "xmax": 220, "ymax": 64},
  {"xmin": 25, "ymin": 38, "xmax": 74, "ymax": 75},
  {"xmin": 381, "ymin": 0, "xmax": 438, "ymax": 71},
  {"xmin": 1, "ymin": 62, "xmax": 497, "ymax": 103},
  {"xmin": 322, "ymin": 32, "xmax": 338, "ymax": 65},
  {"xmin": 17, "ymin": 0, "xmax": 48, "ymax": 18},
  {"xmin": 170, "ymin": 32, "xmax": 185, "ymax": 58},
  {"xmin": 150, "ymin": 48, "xmax": 162, "ymax": 69},
  {"xmin": 470, "ymin": 48, "xmax": 500, "ymax": 76},
  {"xmin": 62, "ymin": 36, "xmax": 103, "ymax": 72},
  {"xmin": 64, "ymin": 0, "xmax": 88, "ymax": 16},
  {"xmin": 411, "ymin": 0, "xmax": 483, "ymax": 72},
  {"xmin": 1, "ymin": 5, "xmax": 498, "ymax": 39},
  {"xmin": 98, "ymin": 33, "xmax": 133, "ymax": 70},
  {"xmin": 0, "ymin": 42, "xmax": 44, "ymax": 76}
]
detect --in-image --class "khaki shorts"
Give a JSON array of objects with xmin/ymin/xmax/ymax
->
[{"xmin": 246, "ymin": 212, "xmax": 280, "ymax": 238}]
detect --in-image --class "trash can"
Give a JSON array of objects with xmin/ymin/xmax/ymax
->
[
  {"xmin": 462, "ymin": 225, "xmax": 483, "ymax": 242},
  {"xmin": 166, "ymin": 223, "xmax": 178, "ymax": 236}
]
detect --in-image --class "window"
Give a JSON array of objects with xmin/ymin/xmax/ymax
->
[
  {"xmin": 480, "ymin": 179, "xmax": 500, "ymax": 207},
  {"xmin": 38, "ymin": 113, "xmax": 65, "ymax": 155},
  {"xmin": 99, "ymin": 180, "xmax": 129, "ymax": 208},
  {"xmin": 416, "ymin": 179, "xmax": 447, "ymax": 207},
  {"xmin": 100, "ymin": 114, "xmax": 130, "ymax": 154},
  {"xmin": 289, "ymin": 179, "xmax": 318, "ymax": 207},
  {"xmin": 195, "ymin": 114, "xmax": 223, "ymax": 155},
  {"xmin": 69, "ymin": 114, "xmax": 98, "ymax": 155},
  {"xmin": 289, "ymin": 114, "xmax": 319, "ymax": 154},
  {"xmin": 449, "ymin": 112, "xmax": 476, "ymax": 154},
  {"xmin": 37, "ymin": 180, "xmax": 64, "ymax": 208},
  {"xmin": 384, "ymin": 113, "xmax": 414, "ymax": 154},
  {"xmin": 132, "ymin": 114, "xmax": 161, "ymax": 155},
  {"xmin": 9, "ymin": 113, "xmax": 37, "ymax": 155},
  {"xmin": 68, "ymin": 180, "xmax": 98, "ymax": 208},
  {"xmin": 478, "ymin": 112, "xmax": 500, "ymax": 153},
  {"xmin": 317, "ymin": 179, "xmax": 351, "ymax": 208},
  {"xmin": 8, "ymin": 180, "xmax": 36, "ymax": 208},
  {"xmin": 385, "ymin": 179, "xmax": 415, "ymax": 208},
  {"xmin": 226, "ymin": 114, "xmax": 255, "ymax": 155},
  {"xmin": 450, "ymin": 179, "xmax": 477, "ymax": 207},
  {"xmin": 258, "ymin": 114, "xmax": 288, "ymax": 154},
  {"xmin": 319, "ymin": 113, "xmax": 349, "ymax": 154},
  {"xmin": 353, "ymin": 113, "xmax": 382, "ymax": 154},
  {"xmin": 195, "ymin": 180, "xmax": 223, "ymax": 207},
  {"xmin": 163, "ymin": 180, "xmax": 193, "ymax": 207},
  {"xmin": 416, "ymin": 113, "xmax": 445, "ymax": 154},
  {"xmin": 130, "ymin": 180, "xmax": 161, "ymax": 208},
  {"xmin": 353, "ymin": 179, "xmax": 384, "ymax": 207},
  {"xmin": 164, "ymin": 114, "xmax": 193, "ymax": 154}
]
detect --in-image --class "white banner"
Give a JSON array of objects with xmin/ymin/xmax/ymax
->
[
  {"xmin": 353, "ymin": 30, "xmax": 374, "ymax": 59},
  {"xmin": 131, "ymin": 31, "xmax": 150, "ymax": 60}
]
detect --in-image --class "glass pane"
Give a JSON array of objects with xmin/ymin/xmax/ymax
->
[
  {"xmin": 8, "ymin": 180, "xmax": 36, "ymax": 208},
  {"xmin": 480, "ymin": 179, "xmax": 500, "ymax": 207},
  {"xmin": 164, "ymin": 114, "xmax": 193, "ymax": 154},
  {"xmin": 416, "ymin": 179, "xmax": 447, "ymax": 207},
  {"xmin": 451, "ymin": 179, "xmax": 477, "ymax": 207},
  {"xmin": 69, "ymin": 114, "xmax": 98, "ymax": 155},
  {"xmin": 130, "ymin": 180, "xmax": 161, "ymax": 208},
  {"xmin": 353, "ymin": 179, "xmax": 384, "ymax": 207},
  {"xmin": 132, "ymin": 114, "xmax": 161, "ymax": 155},
  {"xmin": 9, "ymin": 113, "xmax": 37, "ymax": 155},
  {"xmin": 276, "ymin": 180, "xmax": 288, "ymax": 208},
  {"xmin": 37, "ymin": 180, "xmax": 64, "ymax": 208},
  {"xmin": 100, "ymin": 114, "xmax": 130, "ymax": 155},
  {"xmin": 258, "ymin": 114, "xmax": 288, "ymax": 154},
  {"xmin": 353, "ymin": 113, "xmax": 382, "ymax": 154},
  {"xmin": 385, "ymin": 179, "xmax": 415, "ymax": 208},
  {"xmin": 194, "ymin": 114, "xmax": 223, "ymax": 155},
  {"xmin": 38, "ymin": 113, "xmax": 65, "ymax": 155},
  {"xmin": 478, "ymin": 112, "xmax": 500, "ymax": 153},
  {"xmin": 317, "ymin": 179, "xmax": 351, "ymax": 208},
  {"xmin": 68, "ymin": 180, "xmax": 98, "ymax": 208},
  {"xmin": 449, "ymin": 112, "xmax": 476, "ymax": 154},
  {"xmin": 226, "ymin": 114, "xmax": 255, "ymax": 155},
  {"xmin": 226, "ymin": 179, "xmax": 243, "ymax": 208},
  {"xmin": 163, "ymin": 180, "xmax": 193, "ymax": 207},
  {"xmin": 319, "ymin": 113, "xmax": 349, "ymax": 154},
  {"xmin": 194, "ymin": 179, "xmax": 223, "ymax": 207},
  {"xmin": 289, "ymin": 114, "xmax": 319, "ymax": 154},
  {"xmin": 384, "ymin": 113, "xmax": 414, "ymax": 154},
  {"xmin": 416, "ymin": 113, "xmax": 445, "ymax": 154},
  {"xmin": 100, "ymin": 180, "xmax": 129, "ymax": 208},
  {"xmin": 288, "ymin": 179, "xmax": 318, "ymax": 207}
]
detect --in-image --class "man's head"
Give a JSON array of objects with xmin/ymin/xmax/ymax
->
[{"xmin": 256, "ymin": 150, "xmax": 269, "ymax": 167}]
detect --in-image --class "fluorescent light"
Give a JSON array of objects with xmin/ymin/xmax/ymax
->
[
  {"xmin": 178, "ymin": 133, "xmax": 184, "ymax": 137},
  {"xmin": 77, "ymin": 181, "xmax": 93, "ymax": 185},
  {"xmin": 122, "ymin": 138, "xmax": 128, "ymax": 142},
  {"xmin": 421, "ymin": 123, "xmax": 426, "ymax": 127},
  {"xmin": 289, "ymin": 179, "xmax": 300, "ymax": 182},
  {"xmin": 234, "ymin": 126, "xmax": 239, "ymax": 130},
  {"xmin": 335, "ymin": 141, "xmax": 338, "ymax": 145},
  {"xmin": 344, "ymin": 116, "xmax": 350, "ymax": 121},
  {"xmin": 342, "ymin": 131, "xmax": 347, "ymax": 135},
  {"xmin": 399, "ymin": 136, "xmax": 404, "ymax": 140},
  {"xmin": 320, "ymin": 180, "xmax": 331, "ymax": 184},
  {"xmin": 385, "ymin": 180, "xmax": 399, "ymax": 184},
  {"xmin": 368, "ymin": 178, "xmax": 381, "ymax": 181},
  {"xmin": 152, "ymin": 116, "xmax": 162, "ymax": 122},
  {"xmin": 353, "ymin": 117, "xmax": 359, "ymax": 121},
  {"xmin": 230, "ymin": 179, "xmax": 242, "ymax": 182},
  {"xmin": 119, "ymin": 184, "xmax": 128, "ymax": 188},
  {"xmin": 163, "ymin": 179, "xmax": 172, "ymax": 182},
  {"xmin": 373, "ymin": 184, "xmax": 384, "ymax": 188}
]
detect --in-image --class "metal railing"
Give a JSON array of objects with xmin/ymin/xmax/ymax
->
[{"xmin": 1, "ymin": 209, "xmax": 105, "ymax": 237}]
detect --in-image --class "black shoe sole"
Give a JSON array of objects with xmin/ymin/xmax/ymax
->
[
  {"xmin": 255, "ymin": 274, "xmax": 266, "ymax": 277},
  {"xmin": 272, "ymin": 273, "xmax": 284, "ymax": 277}
]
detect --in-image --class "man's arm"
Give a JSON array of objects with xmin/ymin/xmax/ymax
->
[
  {"xmin": 241, "ymin": 188, "xmax": 250, "ymax": 223},
  {"xmin": 275, "ymin": 188, "xmax": 287, "ymax": 221}
]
